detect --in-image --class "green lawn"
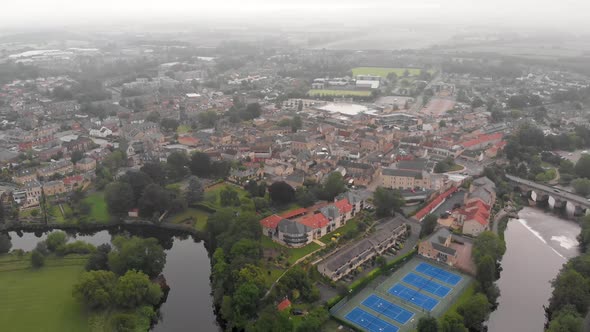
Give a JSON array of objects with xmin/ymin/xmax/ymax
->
[
  {"xmin": 204, "ymin": 182, "xmax": 249, "ymax": 209},
  {"xmin": 319, "ymin": 219, "xmax": 359, "ymax": 244},
  {"xmin": 176, "ymin": 124, "xmax": 191, "ymax": 134},
  {"xmin": 307, "ymin": 89, "xmax": 371, "ymax": 97},
  {"xmin": 83, "ymin": 192, "xmax": 110, "ymax": 223},
  {"xmin": 170, "ymin": 208, "xmax": 209, "ymax": 231},
  {"xmin": 443, "ymin": 281, "xmax": 475, "ymax": 316},
  {"xmin": 260, "ymin": 236, "xmax": 321, "ymax": 265},
  {"xmin": 351, "ymin": 67, "xmax": 423, "ymax": 78},
  {"xmin": 286, "ymin": 242, "xmax": 321, "ymax": 264},
  {"xmin": 0, "ymin": 257, "xmax": 91, "ymax": 332},
  {"xmin": 49, "ymin": 204, "xmax": 73, "ymax": 223}
]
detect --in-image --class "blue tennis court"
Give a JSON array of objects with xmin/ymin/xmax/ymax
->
[
  {"xmin": 362, "ymin": 294, "xmax": 414, "ymax": 324},
  {"xmin": 416, "ymin": 262, "xmax": 462, "ymax": 286},
  {"xmin": 388, "ymin": 284, "xmax": 439, "ymax": 311},
  {"xmin": 403, "ymin": 273, "xmax": 451, "ymax": 298},
  {"xmin": 345, "ymin": 307, "xmax": 399, "ymax": 332}
]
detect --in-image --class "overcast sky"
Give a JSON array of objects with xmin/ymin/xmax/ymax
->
[{"xmin": 1, "ymin": 0, "xmax": 589, "ymax": 31}]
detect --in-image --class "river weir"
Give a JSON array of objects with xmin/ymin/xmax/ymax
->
[{"xmin": 487, "ymin": 207, "xmax": 580, "ymax": 332}]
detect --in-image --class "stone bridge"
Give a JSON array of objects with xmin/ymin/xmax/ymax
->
[{"xmin": 506, "ymin": 174, "xmax": 590, "ymax": 217}]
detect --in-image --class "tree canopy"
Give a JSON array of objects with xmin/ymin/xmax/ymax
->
[{"xmin": 108, "ymin": 236, "xmax": 166, "ymax": 278}]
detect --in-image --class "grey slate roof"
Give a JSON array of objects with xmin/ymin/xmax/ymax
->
[
  {"xmin": 278, "ymin": 219, "xmax": 311, "ymax": 235},
  {"xmin": 382, "ymin": 168, "xmax": 423, "ymax": 178}
]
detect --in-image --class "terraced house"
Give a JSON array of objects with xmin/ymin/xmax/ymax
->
[{"xmin": 317, "ymin": 215, "xmax": 409, "ymax": 281}]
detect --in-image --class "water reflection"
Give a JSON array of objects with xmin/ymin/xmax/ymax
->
[
  {"xmin": 487, "ymin": 207, "xmax": 580, "ymax": 332},
  {"xmin": 3, "ymin": 226, "xmax": 218, "ymax": 332}
]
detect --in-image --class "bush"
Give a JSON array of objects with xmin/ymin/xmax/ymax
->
[
  {"xmin": 56, "ymin": 241, "xmax": 96, "ymax": 256},
  {"xmin": 46, "ymin": 231, "xmax": 67, "ymax": 252},
  {"xmin": 31, "ymin": 249, "xmax": 45, "ymax": 268}
]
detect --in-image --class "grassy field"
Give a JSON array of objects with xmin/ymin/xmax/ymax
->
[
  {"xmin": 176, "ymin": 124, "xmax": 191, "ymax": 134},
  {"xmin": 170, "ymin": 208, "xmax": 209, "ymax": 231},
  {"xmin": 203, "ymin": 183, "xmax": 249, "ymax": 208},
  {"xmin": 83, "ymin": 192, "xmax": 110, "ymax": 223},
  {"xmin": 352, "ymin": 67, "xmax": 423, "ymax": 78},
  {"xmin": 0, "ymin": 256, "xmax": 91, "ymax": 332},
  {"xmin": 307, "ymin": 89, "xmax": 371, "ymax": 97}
]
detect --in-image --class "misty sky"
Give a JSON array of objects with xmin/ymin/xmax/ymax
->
[{"xmin": 1, "ymin": 0, "xmax": 589, "ymax": 31}]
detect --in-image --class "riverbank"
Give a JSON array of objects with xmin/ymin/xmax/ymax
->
[
  {"xmin": 487, "ymin": 207, "xmax": 581, "ymax": 332},
  {"xmin": 3, "ymin": 227, "xmax": 219, "ymax": 332}
]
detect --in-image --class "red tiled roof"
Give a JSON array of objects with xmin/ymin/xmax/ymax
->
[
  {"xmin": 280, "ymin": 208, "xmax": 308, "ymax": 220},
  {"xmin": 277, "ymin": 298, "xmax": 291, "ymax": 311},
  {"xmin": 461, "ymin": 133, "xmax": 503, "ymax": 148},
  {"xmin": 260, "ymin": 214, "xmax": 282, "ymax": 228},
  {"xmin": 298, "ymin": 213, "xmax": 329, "ymax": 229},
  {"xmin": 63, "ymin": 175, "xmax": 83, "ymax": 185},
  {"xmin": 464, "ymin": 210, "xmax": 489, "ymax": 226},
  {"xmin": 333, "ymin": 198, "xmax": 352, "ymax": 214},
  {"xmin": 415, "ymin": 186, "xmax": 458, "ymax": 220}
]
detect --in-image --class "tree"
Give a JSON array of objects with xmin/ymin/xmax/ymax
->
[
  {"xmin": 268, "ymin": 181, "xmax": 295, "ymax": 205},
  {"xmin": 138, "ymin": 184, "xmax": 171, "ymax": 217},
  {"xmin": 230, "ymin": 239, "xmax": 261, "ymax": 260},
  {"xmin": 146, "ymin": 111, "xmax": 160, "ymax": 123},
  {"xmin": 296, "ymin": 307, "xmax": 329, "ymax": 332},
  {"xmin": 119, "ymin": 171, "xmax": 153, "ymax": 204},
  {"xmin": 73, "ymin": 270, "xmax": 117, "ymax": 309},
  {"xmin": 31, "ymin": 249, "xmax": 45, "ymax": 268},
  {"xmin": 417, "ymin": 316, "xmax": 439, "ymax": 332},
  {"xmin": 220, "ymin": 186, "xmax": 240, "ymax": 206},
  {"xmin": 190, "ymin": 152, "xmax": 212, "ymax": 177},
  {"xmin": 547, "ymin": 305, "xmax": 583, "ymax": 332},
  {"xmin": 476, "ymin": 254, "xmax": 497, "ymax": 290},
  {"xmin": 160, "ymin": 118, "xmax": 179, "ymax": 132},
  {"xmin": 473, "ymin": 231, "xmax": 506, "ymax": 263},
  {"xmin": 232, "ymin": 282, "xmax": 260, "ymax": 318},
  {"xmin": 45, "ymin": 231, "xmax": 67, "ymax": 252},
  {"xmin": 324, "ymin": 172, "xmax": 346, "ymax": 200},
  {"xmin": 458, "ymin": 293, "xmax": 490, "ymax": 331},
  {"xmin": 295, "ymin": 187, "xmax": 316, "ymax": 207},
  {"xmin": 86, "ymin": 244, "xmax": 111, "ymax": 271},
  {"xmin": 111, "ymin": 313, "xmax": 137, "ymax": 332},
  {"xmin": 167, "ymin": 151, "xmax": 189, "ymax": 181},
  {"xmin": 291, "ymin": 115, "xmax": 302, "ymax": 132},
  {"xmin": 252, "ymin": 306, "xmax": 293, "ymax": 332},
  {"xmin": 439, "ymin": 120, "xmax": 446, "ymax": 127},
  {"xmin": 114, "ymin": 270, "xmax": 162, "ymax": 308},
  {"xmin": 548, "ymin": 269, "xmax": 590, "ymax": 315},
  {"xmin": 440, "ymin": 312, "xmax": 467, "ymax": 332},
  {"xmin": 105, "ymin": 182, "xmax": 135, "ymax": 214},
  {"xmin": 572, "ymin": 178, "xmax": 590, "ymax": 196},
  {"xmin": 0, "ymin": 234, "xmax": 11, "ymax": 254},
  {"xmin": 140, "ymin": 162, "xmax": 166, "ymax": 185},
  {"xmin": 420, "ymin": 214, "xmax": 438, "ymax": 238},
  {"xmin": 108, "ymin": 236, "xmax": 166, "ymax": 278},
  {"xmin": 373, "ymin": 187, "xmax": 404, "ymax": 217},
  {"xmin": 197, "ymin": 110, "xmax": 218, "ymax": 128},
  {"xmin": 186, "ymin": 176, "xmax": 204, "ymax": 206},
  {"xmin": 70, "ymin": 150, "xmax": 84, "ymax": 164}
]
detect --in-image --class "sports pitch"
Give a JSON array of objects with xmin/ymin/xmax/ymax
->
[
  {"xmin": 307, "ymin": 89, "xmax": 371, "ymax": 97},
  {"xmin": 332, "ymin": 257, "xmax": 472, "ymax": 332},
  {"xmin": 351, "ymin": 67, "xmax": 423, "ymax": 78}
]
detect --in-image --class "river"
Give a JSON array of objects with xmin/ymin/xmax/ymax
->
[
  {"xmin": 487, "ymin": 207, "xmax": 581, "ymax": 332},
  {"xmin": 5, "ymin": 228, "xmax": 219, "ymax": 332}
]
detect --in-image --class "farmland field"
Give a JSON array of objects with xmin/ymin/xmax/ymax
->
[
  {"xmin": 352, "ymin": 67, "xmax": 423, "ymax": 78},
  {"xmin": 307, "ymin": 89, "xmax": 371, "ymax": 97}
]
